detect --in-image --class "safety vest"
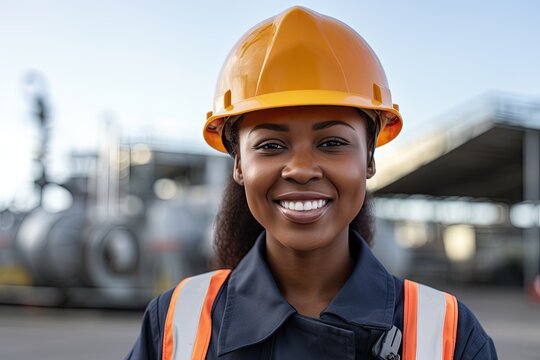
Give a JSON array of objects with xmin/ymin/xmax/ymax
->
[{"xmin": 162, "ymin": 270, "xmax": 458, "ymax": 360}]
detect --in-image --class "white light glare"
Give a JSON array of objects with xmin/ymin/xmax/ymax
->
[
  {"xmin": 154, "ymin": 179, "xmax": 177, "ymax": 200},
  {"xmin": 374, "ymin": 197, "xmax": 503, "ymax": 226},
  {"xmin": 509, "ymin": 203, "xmax": 539, "ymax": 228},
  {"xmin": 443, "ymin": 224, "xmax": 476, "ymax": 262},
  {"xmin": 131, "ymin": 144, "xmax": 152, "ymax": 165}
]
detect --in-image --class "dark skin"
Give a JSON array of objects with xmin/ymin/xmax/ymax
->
[{"xmin": 233, "ymin": 106, "xmax": 376, "ymax": 317}]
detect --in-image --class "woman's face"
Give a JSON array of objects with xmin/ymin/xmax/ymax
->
[{"xmin": 234, "ymin": 105, "xmax": 375, "ymax": 252}]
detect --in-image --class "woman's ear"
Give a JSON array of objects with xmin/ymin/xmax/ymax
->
[
  {"xmin": 367, "ymin": 157, "xmax": 376, "ymax": 179},
  {"xmin": 233, "ymin": 154, "xmax": 244, "ymax": 186}
]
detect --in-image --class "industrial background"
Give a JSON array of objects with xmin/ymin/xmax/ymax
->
[{"xmin": 1, "ymin": 1, "xmax": 539, "ymax": 359}]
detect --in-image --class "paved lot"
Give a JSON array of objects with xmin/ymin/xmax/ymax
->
[
  {"xmin": 449, "ymin": 286, "xmax": 540, "ymax": 359},
  {"xmin": 0, "ymin": 286, "xmax": 538, "ymax": 359},
  {"xmin": 0, "ymin": 306, "xmax": 140, "ymax": 360}
]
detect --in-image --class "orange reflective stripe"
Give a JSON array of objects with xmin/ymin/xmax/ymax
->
[
  {"xmin": 404, "ymin": 280, "xmax": 459, "ymax": 360},
  {"xmin": 191, "ymin": 269, "xmax": 231, "ymax": 360},
  {"xmin": 162, "ymin": 270, "xmax": 231, "ymax": 360},
  {"xmin": 403, "ymin": 279, "xmax": 418, "ymax": 360},
  {"xmin": 442, "ymin": 293, "xmax": 458, "ymax": 360},
  {"xmin": 162, "ymin": 277, "xmax": 190, "ymax": 360}
]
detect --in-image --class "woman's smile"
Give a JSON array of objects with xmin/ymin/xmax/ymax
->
[
  {"xmin": 273, "ymin": 191, "xmax": 332, "ymax": 224},
  {"xmin": 278, "ymin": 199, "xmax": 328, "ymax": 211}
]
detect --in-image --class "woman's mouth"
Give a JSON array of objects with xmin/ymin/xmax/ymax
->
[
  {"xmin": 275, "ymin": 199, "xmax": 331, "ymax": 224},
  {"xmin": 278, "ymin": 199, "xmax": 328, "ymax": 211}
]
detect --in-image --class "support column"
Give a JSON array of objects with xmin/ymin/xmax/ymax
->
[{"xmin": 523, "ymin": 129, "xmax": 540, "ymax": 291}]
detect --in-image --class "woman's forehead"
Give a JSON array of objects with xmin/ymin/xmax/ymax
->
[{"xmin": 239, "ymin": 105, "xmax": 369, "ymax": 129}]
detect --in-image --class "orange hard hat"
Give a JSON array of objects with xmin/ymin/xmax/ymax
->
[{"xmin": 203, "ymin": 6, "xmax": 402, "ymax": 153}]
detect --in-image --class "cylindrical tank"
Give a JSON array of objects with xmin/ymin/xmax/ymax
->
[
  {"xmin": 16, "ymin": 208, "xmax": 87, "ymax": 286},
  {"xmin": 84, "ymin": 221, "xmax": 142, "ymax": 301}
]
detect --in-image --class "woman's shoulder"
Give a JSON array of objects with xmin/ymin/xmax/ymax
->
[
  {"xmin": 144, "ymin": 270, "xmax": 232, "ymax": 331},
  {"xmin": 390, "ymin": 276, "xmax": 497, "ymax": 359},
  {"xmin": 454, "ymin": 300, "xmax": 497, "ymax": 359},
  {"xmin": 124, "ymin": 288, "xmax": 175, "ymax": 360},
  {"xmin": 147, "ymin": 287, "xmax": 175, "ymax": 328}
]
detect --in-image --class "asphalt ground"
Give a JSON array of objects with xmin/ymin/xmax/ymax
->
[
  {"xmin": 449, "ymin": 286, "xmax": 540, "ymax": 360},
  {"xmin": 0, "ymin": 286, "xmax": 538, "ymax": 360}
]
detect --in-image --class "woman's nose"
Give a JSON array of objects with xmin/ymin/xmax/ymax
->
[{"xmin": 280, "ymin": 149, "xmax": 323, "ymax": 184}]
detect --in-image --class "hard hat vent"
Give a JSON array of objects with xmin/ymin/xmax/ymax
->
[
  {"xmin": 373, "ymin": 84, "xmax": 383, "ymax": 105},
  {"xmin": 224, "ymin": 89, "xmax": 232, "ymax": 109}
]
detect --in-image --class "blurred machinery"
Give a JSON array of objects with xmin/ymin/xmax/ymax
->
[
  {"xmin": 0, "ymin": 74, "xmax": 231, "ymax": 307},
  {"xmin": 1, "ymin": 142, "xmax": 230, "ymax": 307}
]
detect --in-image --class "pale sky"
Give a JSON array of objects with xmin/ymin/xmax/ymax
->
[{"xmin": 1, "ymin": 0, "xmax": 539, "ymax": 208}]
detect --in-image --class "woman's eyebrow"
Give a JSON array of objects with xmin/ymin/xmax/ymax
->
[
  {"xmin": 313, "ymin": 120, "xmax": 355, "ymax": 131},
  {"xmin": 249, "ymin": 123, "xmax": 290, "ymax": 135}
]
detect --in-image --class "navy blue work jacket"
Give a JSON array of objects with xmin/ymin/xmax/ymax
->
[{"xmin": 127, "ymin": 231, "xmax": 497, "ymax": 359}]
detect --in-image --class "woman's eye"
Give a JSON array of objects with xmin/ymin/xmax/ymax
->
[
  {"xmin": 254, "ymin": 142, "xmax": 285, "ymax": 151},
  {"xmin": 319, "ymin": 138, "xmax": 349, "ymax": 148}
]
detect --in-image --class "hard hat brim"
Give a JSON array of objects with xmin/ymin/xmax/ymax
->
[{"xmin": 203, "ymin": 89, "xmax": 402, "ymax": 153}]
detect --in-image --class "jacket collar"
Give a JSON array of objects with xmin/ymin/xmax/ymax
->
[
  {"xmin": 320, "ymin": 230, "xmax": 396, "ymax": 329},
  {"xmin": 217, "ymin": 230, "xmax": 395, "ymax": 356}
]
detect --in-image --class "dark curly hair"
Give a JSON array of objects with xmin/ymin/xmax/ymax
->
[{"xmin": 213, "ymin": 108, "xmax": 378, "ymax": 269}]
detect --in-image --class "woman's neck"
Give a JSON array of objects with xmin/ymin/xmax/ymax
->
[{"xmin": 265, "ymin": 228, "xmax": 353, "ymax": 318}]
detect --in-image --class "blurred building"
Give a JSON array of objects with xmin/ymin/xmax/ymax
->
[{"xmin": 370, "ymin": 93, "xmax": 540, "ymax": 292}]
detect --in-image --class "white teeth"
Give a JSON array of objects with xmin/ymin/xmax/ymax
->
[{"xmin": 279, "ymin": 199, "xmax": 328, "ymax": 211}]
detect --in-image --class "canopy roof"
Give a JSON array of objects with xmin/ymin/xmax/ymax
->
[{"xmin": 370, "ymin": 93, "xmax": 540, "ymax": 203}]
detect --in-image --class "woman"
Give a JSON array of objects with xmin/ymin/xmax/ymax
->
[{"xmin": 127, "ymin": 6, "xmax": 497, "ymax": 359}]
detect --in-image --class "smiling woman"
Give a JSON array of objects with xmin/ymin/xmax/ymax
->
[
  {"xmin": 231, "ymin": 106, "xmax": 373, "ymax": 318},
  {"xmin": 127, "ymin": 6, "xmax": 497, "ymax": 360},
  {"xmin": 213, "ymin": 106, "xmax": 378, "ymax": 269},
  {"xmin": 236, "ymin": 107, "xmax": 372, "ymax": 245}
]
